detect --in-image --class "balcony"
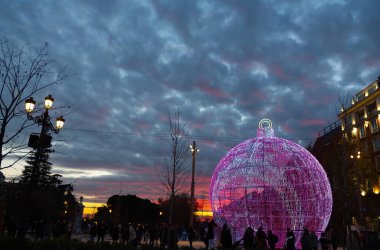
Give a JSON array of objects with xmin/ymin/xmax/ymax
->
[
  {"xmin": 368, "ymin": 109, "xmax": 378, "ymax": 118},
  {"xmin": 355, "ymin": 81, "xmax": 379, "ymax": 102}
]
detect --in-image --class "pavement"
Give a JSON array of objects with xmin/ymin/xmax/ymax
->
[
  {"xmin": 72, "ymin": 235, "xmax": 348, "ymax": 250},
  {"xmin": 72, "ymin": 234, "xmax": 207, "ymax": 248}
]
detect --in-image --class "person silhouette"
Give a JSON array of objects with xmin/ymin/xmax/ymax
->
[{"xmin": 220, "ymin": 223, "xmax": 232, "ymax": 249}]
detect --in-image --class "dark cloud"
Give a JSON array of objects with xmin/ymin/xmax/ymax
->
[{"xmin": 1, "ymin": 0, "xmax": 380, "ymax": 203}]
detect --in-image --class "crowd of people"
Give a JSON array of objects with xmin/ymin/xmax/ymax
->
[
  {"xmin": 5, "ymin": 217, "xmax": 74, "ymax": 240},
  {"xmin": 3, "ymin": 217, "xmax": 380, "ymax": 250},
  {"xmin": 198, "ymin": 221, "xmax": 379, "ymax": 250},
  {"xmin": 201, "ymin": 221, "xmax": 280, "ymax": 250}
]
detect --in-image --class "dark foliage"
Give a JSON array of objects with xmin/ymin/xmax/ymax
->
[
  {"xmin": 19, "ymin": 143, "xmax": 62, "ymax": 187},
  {"xmin": 159, "ymin": 192, "xmax": 199, "ymax": 228},
  {"xmin": 4, "ymin": 183, "xmax": 76, "ymax": 222},
  {"xmin": 94, "ymin": 195, "xmax": 161, "ymax": 225}
]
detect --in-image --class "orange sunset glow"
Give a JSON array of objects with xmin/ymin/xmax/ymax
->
[
  {"xmin": 83, "ymin": 202, "xmax": 105, "ymax": 218},
  {"xmin": 82, "ymin": 198, "xmax": 213, "ymax": 219}
]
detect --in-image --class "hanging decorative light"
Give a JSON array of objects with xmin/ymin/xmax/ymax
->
[{"xmin": 210, "ymin": 119, "xmax": 332, "ymax": 247}]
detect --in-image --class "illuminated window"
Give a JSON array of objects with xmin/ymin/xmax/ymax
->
[
  {"xmin": 352, "ymin": 127, "xmax": 358, "ymax": 135},
  {"xmin": 372, "ymin": 136, "xmax": 380, "ymax": 151}
]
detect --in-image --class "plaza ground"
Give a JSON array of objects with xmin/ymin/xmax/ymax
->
[
  {"xmin": 72, "ymin": 235, "xmax": 348, "ymax": 250},
  {"xmin": 72, "ymin": 234, "xmax": 206, "ymax": 248}
]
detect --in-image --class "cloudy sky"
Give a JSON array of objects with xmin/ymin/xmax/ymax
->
[{"xmin": 1, "ymin": 0, "xmax": 380, "ymax": 209}]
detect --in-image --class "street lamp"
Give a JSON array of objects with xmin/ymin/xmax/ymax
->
[
  {"xmin": 25, "ymin": 95, "xmax": 65, "ymax": 134},
  {"xmin": 189, "ymin": 141, "xmax": 199, "ymax": 228},
  {"xmin": 350, "ymin": 151, "xmax": 360, "ymax": 159},
  {"xmin": 25, "ymin": 95, "xmax": 65, "ymax": 187}
]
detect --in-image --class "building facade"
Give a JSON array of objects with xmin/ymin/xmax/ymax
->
[
  {"xmin": 313, "ymin": 76, "xmax": 380, "ymax": 233},
  {"xmin": 339, "ymin": 76, "xmax": 380, "ymax": 188}
]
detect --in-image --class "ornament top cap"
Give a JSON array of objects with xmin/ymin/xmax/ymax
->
[{"xmin": 257, "ymin": 118, "xmax": 274, "ymax": 137}]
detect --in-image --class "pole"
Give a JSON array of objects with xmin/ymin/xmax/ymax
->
[
  {"xmin": 32, "ymin": 109, "xmax": 49, "ymax": 187},
  {"xmin": 189, "ymin": 141, "xmax": 197, "ymax": 228}
]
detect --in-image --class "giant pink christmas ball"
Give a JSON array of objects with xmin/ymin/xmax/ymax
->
[{"xmin": 210, "ymin": 121, "xmax": 332, "ymax": 246}]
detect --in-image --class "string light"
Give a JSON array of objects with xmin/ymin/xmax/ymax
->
[{"xmin": 210, "ymin": 119, "xmax": 332, "ymax": 247}]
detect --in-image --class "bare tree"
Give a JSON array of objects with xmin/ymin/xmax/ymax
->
[
  {"xmin": 157, "ymin": 108, "xmax": 190, "ymax": 226},
  {"xmin": 0, "ymin": 38, "xmax": 67, "ymax": 170}
]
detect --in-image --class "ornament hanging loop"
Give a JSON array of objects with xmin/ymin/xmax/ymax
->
[{"xmin": 259, "ymin": 119, "xmax": 272, "ymax": 129}]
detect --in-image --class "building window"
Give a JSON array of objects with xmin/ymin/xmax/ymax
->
[
  {"xmin": 373, "ymin": 136, "xmax": 380, "ymax": 151},
  {"xmin": 346, "ymin": 117, "xmax": 353, "ymax": 126},
  {"xmin": 375, "ymin": 155, "xmax": 380, "ymax": 171},
  {"xmin": 367, "ymin": 102, "xmax": 377, "ymax": 117},
  {"xmin": 360, "ymin": 125, "xmax": 366, "ymax": 138},
  {"xmin": 358, "ymin": 112, "xmax": 365, "ymax": 122},
  {"xmin": 371, "ymin": 117, "xmax": 378, "ymax": 133}
]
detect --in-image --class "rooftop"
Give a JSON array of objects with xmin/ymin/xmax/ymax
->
[{"xmin": 351, "ymin": 76, "xmax": 380, "ymax": 106}]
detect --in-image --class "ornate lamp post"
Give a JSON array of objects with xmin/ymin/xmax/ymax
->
[{"xmin": 25, "ymin": 95, "xmax": 65, "ymax": 187}]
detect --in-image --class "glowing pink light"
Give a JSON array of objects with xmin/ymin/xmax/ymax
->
[{"xmin": 210, "ymin": 124, "xmax": 332, "ymax": 246}]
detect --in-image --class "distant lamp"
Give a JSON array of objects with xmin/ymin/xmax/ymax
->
[
  {"xmin": 25, "ymin": 97, "xmax": 36, "ymax": 113},
  {"xmin": 190, "ymin": 144, "xmax": 200, "ymax": 153},
  {"xmin": 56, "ymin": 116, "xmax": 65, "ymax": 129},
  {"xmin": 109, "ymin": 209, "xmax": 112, "ymax": 213},
  {"xmin": 373, "ymin": 185, "xmax": 380, "ymax": 194},
  {"xmin": 361, "ymin": 190, "xmax": 366, "ymax": 196},
  {"xmin": 44, "ymin": 95, "xmax": 54, "ymax": 109},
  {"xmin": 159, "ymin": 211, "xmax": 163, "ymax": 216}
]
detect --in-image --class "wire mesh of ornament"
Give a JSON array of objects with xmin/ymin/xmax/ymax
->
[{"xmin": 210, "ymin": 121, "xmax": 332, "ymax": 246}]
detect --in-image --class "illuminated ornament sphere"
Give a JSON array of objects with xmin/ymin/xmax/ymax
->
[{"xmin": 210, "ymin": 119, "xmax": 332, "ymax": 246}]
